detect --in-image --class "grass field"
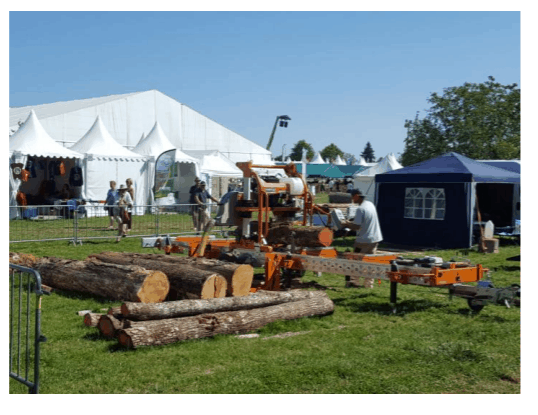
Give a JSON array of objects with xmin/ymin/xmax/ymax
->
[{"xmin": 9, "ymin": 233, "xmax": 521, "ymax": 394}]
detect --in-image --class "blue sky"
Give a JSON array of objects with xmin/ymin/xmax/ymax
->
[{"xmin": 9, "ymin": 11, "xmax": 520, "ymax": 160}]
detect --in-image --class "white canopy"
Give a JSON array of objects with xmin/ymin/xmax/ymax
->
[
  {"xmin": 70, "ymin": 116, "xmax": 148, "ymax": 209},
  {"xmin": 70, "ymin": 116, "xmax": 145, "ymax": 160},
  {"xmin": 353, "ymin": 153, "xmax": 403, "ymax": 203},
  {"xmin": 334, "ymin": 155, "xmax": 346, "ymax": 165},
  {"xmin": 9, "ymin": 110, "xmax": 82, "ymax": 159},
  {"xmin": 310, "ymin": 152, "xmax": 326, "ymax": 164},
  {"xmin": 132, "ymin": 121, "xmax": 175, "ymax": 157},
  {"xmin": 183, "ymin": 150, "xmax": 242, "ymax": 177}
]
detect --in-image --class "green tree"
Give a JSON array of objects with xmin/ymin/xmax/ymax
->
[
  {"xmin": 360, "ymin": 142, "xmax": 376, "ymax": 163},
  {"xmin": 342, "ymin": 152, "xmax": 357, "ymax": 165},
  {"xmin": 320, "ymin": 143, "xmax": 344, "ymax": 163},
  {"xmin": 289, "ymin": 140, "xmax": 315, "ymax": 161},
  {"xmin": 401, "ymin": 76, "xmax": 520, "ymax": 166}
]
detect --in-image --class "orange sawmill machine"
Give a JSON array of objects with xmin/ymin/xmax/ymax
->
[{"xmin": 143, "ymin": 161, "xmax": 519, "ymax": 312}]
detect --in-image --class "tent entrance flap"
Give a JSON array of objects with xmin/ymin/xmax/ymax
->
[{"xmin": 475, "ymin": 183, "xmax": 514, "ymax": 228}]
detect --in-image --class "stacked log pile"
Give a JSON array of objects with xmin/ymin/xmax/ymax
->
[
  {"xmin": 83, "ymin": 290, "xmax": 334, "ymax": 348},
  {"xmin": 91, "ymin": 252, "xmax": 253, "ymax": 298}
]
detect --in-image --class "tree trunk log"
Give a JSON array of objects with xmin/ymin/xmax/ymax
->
[
  {"xmin": 118, "ymin": 292, "xmax": 334, "ymax": 348},
  {"xmin": 90, "ymin": 253, "xmax": 227, "ymax": 300},
  {"xmin": 107, "ymin": 306, "xmax": 123, "ymax": 317},
  {"xmin": 98, "ymin": 315, "xmax": 124, "ymax": 339},
  {"xmin": 266, "ymin": 225, "xmax": 333, "ymax": 247},
  {"xmin": 9, "ymin": 252, "xmax": 37, "ymax": 267},
  {"xmin": 121, "ymin": 289, "xmax": 325, "ymax": 321},
  {"xmin": 83, "ymin": 313, "xmax": 103, "ymax": 327},
  {"xmin": 95, "ymin": 252, "xmax": 253, "ymax": 297},
  {"xmin": 30, "ymin": 257, "xmax": 169, "ymax": 303}
]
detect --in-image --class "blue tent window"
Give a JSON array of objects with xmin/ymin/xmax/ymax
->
[{"xmin": 404, "ymin": 188, "xmax": 445, "ymax": 220}]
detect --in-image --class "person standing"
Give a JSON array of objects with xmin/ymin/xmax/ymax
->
[
  {"xmin": 125, "ymin": 178, "xmax": 135, "ymax": 234},
  {"xmin": 115, "ymin": 185, "xmax": 133, "ymax": 242},
  {"xmin": 189, "ymin": 177, "xmax": 202, "ymax": 231},
  {"xmin": 193, "ymin": 181, "xmax": 220, "ymax": 231},
  {"xmin": 342, "ymin": 189, "xmax": 383, "ymax": 288},
  {"xmin": 105, "ymin": 181, "xmax": 119, "ymax": 230},
  {"xmin": 328, "ymin": 179, "xmax": 335, "ymax": 192}
]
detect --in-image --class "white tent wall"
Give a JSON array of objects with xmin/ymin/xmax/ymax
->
[
  {"xmin": 82, "ymin": 157, "xmax": 148, "ymax": 210},
  {"xmin": 11, "ymin": 90, "xmax": 272, "ymax": 163}
]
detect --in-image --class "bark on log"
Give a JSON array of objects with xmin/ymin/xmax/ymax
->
[
  {"xmin": 118, "ymin": 292, "xmax": 334, "ymax": 348},
  {"xmin": 83, "ymin": 313, "xmax": 103, "ymax": 327},
  {"xmin": 9, "ymin": 252, "xmax": 37, "ymax": 267},
  {"xmin": 328, "ymin": 192, "xmax": 352, "ymax": 204},
  {"xmin": 30, "ymin": 257, "xmax": 169, "ymax": 303},
  {"xmin": 266, "ymin": 225, "xmax": 333, "ymax": 247},
  {"xmin": 107, "ymin": 306, "xmax": 123, "ymax": 317},
  {"xmin": 98, "ymin": 315, "xmax": 124, "ymax": 339},
  {"xmin": 95, "ymin": 252, "xmax": 253, "ymax": 297},
  {"xmin": 89, "ymin": 253, "xmax": 227, "ymax": 300},
  {"xmin": 121, "ymin": 289, "xmax": 324, "ymax": 321}
]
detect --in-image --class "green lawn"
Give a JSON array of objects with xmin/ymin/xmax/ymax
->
[{"xmin": 9, "ymin": 233, "xmax": 520, "ymax": 394}]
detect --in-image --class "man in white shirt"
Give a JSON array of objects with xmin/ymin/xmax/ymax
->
[{"xmin": 342, "ymin": 189, "xmax": 383, "ymax": 288}]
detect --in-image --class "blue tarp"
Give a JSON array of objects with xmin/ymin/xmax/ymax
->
[
  {"xmin": 293, "ymin": 164, "xmax": 366, "ymax": 178},
  {"xmin": 376, "ymin": 152, "xmax": 520, "ymax": 184}
]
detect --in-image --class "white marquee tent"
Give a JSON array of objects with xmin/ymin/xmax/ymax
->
[
  {"xmin": 9, "ymin": 110, "xmax": 83, "ymax": 218},
  {"xmin": 10, "ymin": 90, "xmax": 272, "ymax": 164},
  {"xmin": 132, "ymin": 121, "xmax": 200, "ymax": 206},
  {"xmin": 334, "ymin": 155, "xmax": 347, "ymax": 165},
  {"xmin": 70, "ymin": 116, "xmax": 148, "ymax": 211},
  {"xmin": 310, "ymin": 152, "xmax": 326, "ymax": 164},
  {"xmin": 353, "ymin": 153, "xmax": 403, "ymax": 202}
]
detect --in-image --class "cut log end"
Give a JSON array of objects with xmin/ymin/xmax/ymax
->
[
  {"xmin": 98, "ymin": 315, "xmax": 123, "ymax": 339},
  {"xmin": 83, "ymin": 313, "xmax": 103, "ymax": 327},
  {"xmin": 137, "ymin": 271, "xmax": 170, "ymax": 303},
  {"xmin": 200, "ymin": 275, "xmax": 227, "ymax": 299},
  {"xmin": 230, "ymin": 264, "xmax": 254, "ymax": 297},
  {"xmin": 118, "ymin": 330, "xmax": 134, "ymax": 348}
]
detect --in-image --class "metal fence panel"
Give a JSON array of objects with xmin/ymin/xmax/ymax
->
[
  {"xmin": 9, "ymin": 264, "xmax": 47, "ymax": 394},
  {"xmin": 10, "ymin": 203, "xmax": 233, "ymax": 243}
]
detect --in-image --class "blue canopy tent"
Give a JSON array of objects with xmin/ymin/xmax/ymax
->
[{"xmin": 375, "ymin": 152, "xmax": 520, "ymax": 249}]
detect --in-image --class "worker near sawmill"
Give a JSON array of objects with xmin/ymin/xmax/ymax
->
[
  {"xmin": 193, "ymin": 181, "xmax": 220, "ymax": 232},
  {"xmin": 341, "ymin": 189, "xmax": 383, "ymax": 289},
  {"xmin": 189, "ymin": 177, "xmax": 202, "ymax": 231}
]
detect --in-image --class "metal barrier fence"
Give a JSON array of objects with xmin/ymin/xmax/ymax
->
[
  {"xmin": 9, "ymin": 203, "xmax": 231, "ymax": 244},
  {"xmin": 9, "ymin": 264, "xmax": 47, "ymax": 394}
]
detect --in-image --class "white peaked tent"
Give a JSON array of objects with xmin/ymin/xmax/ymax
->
[
  {"xmin": 334, "ymin": 155, "xmax": 346, "ymax": 165},
  {"xmin": 353, "ymin": 153, "xmax": 403, "ymax": 203},
  {"xmin": 70, "ymin": 116, "xmax": 148, "ymax": 210},
  {"xmin": 183, "ymin": 150, "xmax": 243, "ymax": 198},
  {"xmin": 132, "ymin": 122, "xmax": 175, "ymax": 157},
  {"xmin": 132, "ymin": 122, "xmax": 200, "ymax": 206},
  {"xmin": 310, "ymin": 152, "xmax": 326, "ymax": 164},
  {"xmin": 9, "ymin": 110, "xmax": 83, "ymax": 218},
  {"xmin": 284, "ymin": 157, "xmax": 292, "ymax": 163}
]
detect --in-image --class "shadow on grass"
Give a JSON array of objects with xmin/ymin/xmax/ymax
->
[
  {"xmin": 52, "ymin": 288, "xmax": 119, "ymax": 304},
  {"xmin": 333, "ymin": 295, "xmax": 448, "ymax": 315}
]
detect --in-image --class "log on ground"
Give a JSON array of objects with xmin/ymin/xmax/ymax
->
[
  {"xmin": 95, "ymin": 252, "xmax": 253, "ymax": 297},
  {"xmin": 328, "ymin": 192, "xmax": 352, "ymax": 204},
  {"xmin": 98, "ymin": 315, "xmax": 124, "ymax": 339},
  {"xmin": 266, "ymin": 225, "xmax": 333, "ymax": 247},
  {"xmin": 118, "ymin": 292, "xmax": 334, "ymax": 348},
  {"xmin": 122, "ymin": 289, "xmax": 325, "ymax": 321},
  {"xmin": 83, "ymin": 313, "xmax": 103, "ymax": 327},
  {"xmin": 30, "ymin": 257, "xmax": 169, "ymax": 303},
  {"xmin": 90, "ymin": 253, "xmax": 227, "ymax": 299}
]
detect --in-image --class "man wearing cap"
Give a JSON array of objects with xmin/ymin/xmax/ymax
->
[
  {"xmin": 193, "ymin": 181, "xmax": 220, "ymax": 231},
  {"xmin": 342, "ymin": 189, "xmax": 383, "ymax": 288},
  {"xmin": 189, "ymin": 178, "xmax": 202, "ymax": 231}
]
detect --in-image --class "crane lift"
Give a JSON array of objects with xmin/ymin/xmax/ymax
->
[{"xmin": 143, "ymin": 161, "xmax": 520, "ymax": 312}]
